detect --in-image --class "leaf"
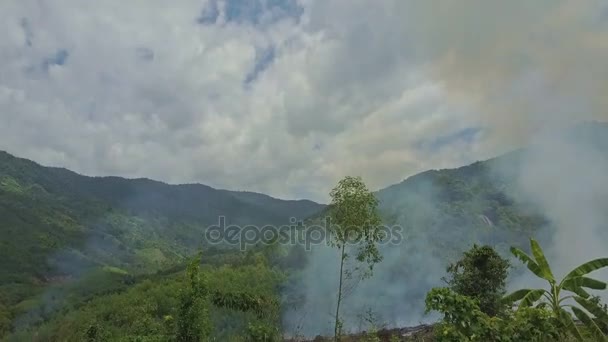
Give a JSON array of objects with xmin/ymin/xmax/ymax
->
[
  {"xmin": 521, "ymin": 289, "xmax": 546, "ymax": 308},
  {"xmin": 568, "ymin": 285, "xmax": 591, "ymax": 299},
  {"xmin": 510, "ymin": 247, "xmax": 550, "ymax": 282},
  {"xmin": 571, "ymin": 307, "xmax": 608, "ymax": 342},
  {"xmin": 563, "ymin": 277, "xmax": 607, "ymax": 299},
  {"xmin": 565, "ymin": 258, "xmax": 608, "ymax": 279},
  {"xmin": 559, "ymin": 309, "xmax": 583, "ymax": 341},
  {"xmin": 573, "ymin": 296, "xmax": 608, "ymax": 324},
  {"xmin": 503, "ymin": 289, "xmax": 534, "ymax": 304},
  {"xmin": 565, "ymin": 276, "xmax": 607, "ymax": 290},
  {"xmin": 503, "ymin": 289, "xmax": 545, "ymax": 308},
  {"xmin": 530, "ymin": 239, "xmax": 555, "ymax": 282}
]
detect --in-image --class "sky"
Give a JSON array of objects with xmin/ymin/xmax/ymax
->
[{"xmin": 1, "ymin": 0, "xmax": 608, "ymax": 202}]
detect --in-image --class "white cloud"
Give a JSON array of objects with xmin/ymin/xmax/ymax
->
[{"xmin": 1, "ymin": 0, "xmax": 606, "ymax": 202}]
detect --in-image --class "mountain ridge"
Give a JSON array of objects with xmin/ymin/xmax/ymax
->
[{"xmin": 0, "ymin": 150, "xmax": 321, "ymax": 206}]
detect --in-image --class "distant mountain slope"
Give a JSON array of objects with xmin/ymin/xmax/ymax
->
[
  {"xmin": 0, "ymin": 151, "xmax": 323, "ymax": 225},
  {"xmin": 0, "ymin": 150, "xmax": 324, "ymax": 287},
  {"xmin": 374, "ymin": 121, "xmax": 608, "ymax": 257},
  {"xmin": 375, "ymin": 149, "xmax": 540, "ymax": 260}
]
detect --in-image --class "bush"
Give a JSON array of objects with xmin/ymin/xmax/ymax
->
[{"xmin": 425, "ymin": 287, "xmax": 559, "ymax": 342}]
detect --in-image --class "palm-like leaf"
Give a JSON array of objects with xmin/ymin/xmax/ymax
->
[
  {"xmin": 503, "ymin": 289, "xmax": 546, "ymax": 308},
  {"xmin": 563, "ymin": 277, "xmax": 607, "ymax": 299},
  {"xmin": 571, "ymin": 306, "xmax": 608, "ymax": 342},
  {"xmin": 510, "ymin": 247, "xmax": 549, "ymax": 281},
  {"xmin": 574, "ymin": 296, "xmax": 608, "ymax": 324},
  {"xmin": 508, "ymin": 239, "xmax": 608, "ymax": 340},
  {"xmin": 503, "ymin": 289, "xmax": 531, "ymax": 303},
  {"xmin": 559, "ymin": 308, "xmax": 583, "ymax": 341},
  {"xmin": 565, "ymin": 258, "xmax": 608, "ymax": 279},
  {"xmin": 530, "ymin": 239, "xmax": 555, "ymax": 282},
  {"xmin": 563, "ymin": 276, "xmax": 607, "ymax": 291},
  {"xmin": 568, "ymin": 286, "xmax": 591, "ymax": 299}
]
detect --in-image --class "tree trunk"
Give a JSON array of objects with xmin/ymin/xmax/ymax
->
[{"xmin": 334, "ymin": 244, "xmax": 346, "ymax": 342}]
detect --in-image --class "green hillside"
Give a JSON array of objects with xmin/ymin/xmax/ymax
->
[
  {"xmin": 376, "ymin": 149, "xmax": 544, "ymax": 260},
  {"xmin": 0, "ymin": 151, "xmax": 322, "ymax": 338}
]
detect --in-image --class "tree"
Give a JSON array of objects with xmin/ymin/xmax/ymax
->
[
  {"xmin": 328, "ymin": 176, "xmax": 384, "ymax": 341},
  {"xmin": 503, "ymin": 238, "xmax": 608, "ymax": 341},
  {"xmin": 444, "ymin": 244, "xmax": 510, "ymax": 316},
  {"xmin": 175, "ymin": 254, "xmax": 213, "ymax": 341},
  {"xmin": 174, "ymin": 254, "xmax": 280, "ymax": 341},
  {"xmin": 0, "ymin": 303, "xmax": 11, "ymax": 337}
]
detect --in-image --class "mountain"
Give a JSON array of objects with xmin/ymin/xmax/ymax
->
[
  {"xmin": 0, "ymin": 150, "xmax": 323, "ymax": 310},
  {"xmin": 374, "ymin": 121, "xmax": 608, "ymax": 257},
  {"xmin": 376, "ymin": 149, "xmax": 538, "ymax": 258}
]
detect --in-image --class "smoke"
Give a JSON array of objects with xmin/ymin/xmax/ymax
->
[
  {"xmin": 282, "ymin": 243, "xmax": 444, "ymax": 337},
  {"xmin": 281, "ymin": 175, "xmax": 452, "ymax": 337},
  {"xmin": 399, "ymin": 1, "xmax": 608, "ymax": 149},
  {"xmin": 282, "ymin": 124, "xmax": 608, "ymax": 337},
  {"xmin": 507, "ymin": 123, "xmax": 608, "ymax": 296}
]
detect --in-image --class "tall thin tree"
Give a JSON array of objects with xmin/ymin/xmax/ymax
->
[{"xmin": 328, "ymin": 176, "xmax": 383, "ymax": 341}]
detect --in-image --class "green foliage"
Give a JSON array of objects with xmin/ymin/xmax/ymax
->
[
  {"xmin": 0, "ymin": 302, "xmax": 11, "ymax": 337},
  {"xmin": 328, "ymin": 176, "xmax": 384, "ymax": 341},
  {"xmin": 445, "ymin": 244, "xmax": 510, "ymax": 316},
  {"xmin": 172, "ymin": 254, "xmax": 282, "ymax": 341},
  {"xmin": 0, "ymin": 175, "xmax": 24, "ymax": 194},
  {"xmin": 504, "ymin": 238, "xmax": 608, "ymax": 341},
  {"xmin": 358, "ymin": 309, "xmax": 384, "ymax": 342},
  {"xmin": 376, "ymin": 151, "xmax": 545, "ymax": 268},
  {"xmin": 174, "ymin": 256, "xmax": 213, "ymax": 341},
  {"xmin": 329, "ymin": 176, "xmax": 383, "ymax": 267},
  {"xmin": 3, "ymin": 250, "xmax": 284, "ymax": 341},
  {"xmin": 246, "ymin": 322, "xmax": 281, "ymax": 342},
  {"xmin": 425, "ymin": 287, "xmax": 559, "ymax": 341},
  {"xmin": 0, "ymin": 150, "xmax": 320, "ymax": 338},
  {"xmin": 424, "ymin": 238, "xmax": 608, "ymax": 341},
  {"xmin": 172, "ymin": 254, "xmax": 282, "ymax": 342}
]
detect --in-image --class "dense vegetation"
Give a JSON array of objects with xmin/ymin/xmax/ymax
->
[
  {"xmin": 426, "ymin": 241, "xmax": 608, "ymax": 341},
  {"xmin": 7, "ymin": 247, "xmax": 286, "ymax": 341},
  {"xmin": 0, "ymin": 150, "xmax": 321, "ymax": 339},
  {"xmin": 444, "ymin": 244, "xmax": 510, "ymax": 317},
  {"xmin": 504, "ymin": 239, "xmax": 608, "ymax": 341}
]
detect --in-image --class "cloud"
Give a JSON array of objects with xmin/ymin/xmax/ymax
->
[
  {"xmin": 0, "ymin": 0, "xmax": 607, "ymax": 202},
  {"xmin": 244, "ymin": 45, "xmax": 276, "ymax": 85},
  {"xmin": 198, "ymin": 0, "xmax": 304, "ymax": 26},
  {"xmin": 401, "ymin": 1, "xmax": 608, "ymax": 144}
]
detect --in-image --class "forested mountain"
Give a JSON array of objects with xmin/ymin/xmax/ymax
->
[
  {"xmin": 1, "ymin": 123, "xmax": 607, "ymax": 340},
  {"xmin": 376, "ymin": 149, "xmax": 541, "ymax": 260},
  {"xmin": 0, "ymin": 151, "xmax": 323, "ymax": 339},
  {"xmin": 0, "ymin": 149, "xmax": 322, "ymax": 282}
]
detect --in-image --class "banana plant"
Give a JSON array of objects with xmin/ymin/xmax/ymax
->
[{"xmin": 503, "ymin": 238, "xmax": 608, "ymax": 341}]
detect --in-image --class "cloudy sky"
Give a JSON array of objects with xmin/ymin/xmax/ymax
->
[{"xmin": 1, "ymin": 0, "xmax": 607, "ymax": 202}]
